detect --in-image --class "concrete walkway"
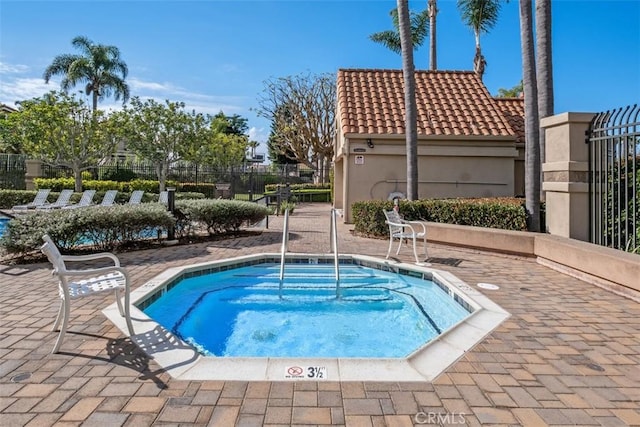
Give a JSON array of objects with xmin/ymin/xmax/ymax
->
[{"xmin": 1, "ymin": 203, "xmax": 639, "ymax": 426}]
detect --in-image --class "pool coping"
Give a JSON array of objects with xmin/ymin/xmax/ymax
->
[{"xmin": 103, "ymin": 253, "xmax": 510, "ymax": 382}]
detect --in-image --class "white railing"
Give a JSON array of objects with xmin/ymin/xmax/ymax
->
[{"xmin": 278, "ymin": 209, "xmax": 290, "ymax": 297}]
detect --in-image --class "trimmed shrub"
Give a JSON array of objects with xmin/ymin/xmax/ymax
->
[
  {"xmin": 32, "ymin": 178, "xmax": 179, "ymax": 193},
  {"xmin": 0, "ymin": 204, "xmax": 175, "ymax": 254},
  {"xmin": 352, "ymin": 197, "xmax": 528, "ymax": 238},
  {"xmin": 175, "ymin": 199, "xmax": 269, "ymax": 236},
  {"xmin": 101, "ymin": 168, "xmax": 137, "ymax": 182},
  {"xmin": 180, "ymin": 183, "xmax": 216, "ymax": 198}
]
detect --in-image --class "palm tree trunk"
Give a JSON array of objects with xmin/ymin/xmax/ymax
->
[
  {"xmin": 519, "ymin": 0, "xmax": 541, "ymax": 232},
  {"xmin": 398, "ymin": 0, "xmax": 419, "ymax": 200},
  {"xmin": 473, "ymin": 33, "xmax": 486, "ymax": 80},
  {"xmin": 428, "ymin": 0, "xmax": 437, "ymax": 70},
  {"xmin": 535, "ymin": 0, "xmax": 553, "ymax": 201},
  {"xmin": 92, "ymin": 92, "xmax": 98, "ymax": 111}
]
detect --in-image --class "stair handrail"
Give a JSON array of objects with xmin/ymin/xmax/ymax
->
[
  {"xmin": 330, "ymin": 208, "xmax": 340, "ymax": 295},
  {"xmin": 279, "ymin": 209, "xmax": 290, "ymax": 296}
]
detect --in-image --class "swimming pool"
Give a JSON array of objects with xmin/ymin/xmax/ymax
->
[
  {"xmin": 0, "ymin": 217, "xmax": 7, "ymax": 236},
  {"xmin": 142, "ymin": 263, "xmax": 471, "ymax": 358},
  {"xmin": 108, "ymin": 253, "xmax": 510, "ymax": 381}
]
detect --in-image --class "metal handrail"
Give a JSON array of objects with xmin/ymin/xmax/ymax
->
[
  {"xmin": 278, "ymin": 209, "xmax": 290, "ymax": 296},
  {"xmin": 330, "ymin": 208, "xmax": 340, "ymax": 296}
]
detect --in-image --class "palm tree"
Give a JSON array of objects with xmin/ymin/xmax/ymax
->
[
  {"xmin": 457, "ymin": 0, "xmax": 502, "ymax": 80},
  {"xmin": 397, "ymin": 0, "xmax": 419, "ymax": 201},
  {"xmin": 536, "ymin": 0, "xmax": 554, "ymax": 199},
  {"xmin": 519, "ymin": 0, "xmax": 541, "ymax": 232},
  {"xmin": 370, "ymin": 7, "xmax": 429, "ymax": 56},
  {"xmin": 43, "ymin": 36, "xmax": 130, "ymax": 111},
  {"xmin": 428, "ymin": 0, "xmax": 438, "ymax": 70}
]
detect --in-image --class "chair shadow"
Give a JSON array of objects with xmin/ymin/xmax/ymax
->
[{"xmin": 60, "ymin": 323, "xmax": 199, "ymax": 390}]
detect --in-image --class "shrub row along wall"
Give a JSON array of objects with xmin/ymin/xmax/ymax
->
[
  {"xmin": 34, "ymin": 177, "xmax": 219, "ymax": 198},
  {"xmin": 352, "ymin": 198, "xmax": 528, "ymax": 237}
]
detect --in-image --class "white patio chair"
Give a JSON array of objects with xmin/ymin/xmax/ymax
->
[
  {"xmin": 97, "ymin": 190, "xmax": 118, "ymax": 207},
  {"xmin": 128, "ymin": 190, "xmax": 144, "ymax": 205},
  {"xmin": 40, "ymin": 234, "xmax": 135, "ymax": 353},
  {"xmin": 36, "ymin": 189, "xmax": 74, "ymax": 210},
  {"xmin": 62, "ymin": 189, "xmax": 96, "ymax": 209},
  {"xmin": 12, "ymin": 189, "xmax": 51, "ymax": 210},
  {"xmin": 383, "ymin": 209, "xmax": 428, "ymax": 265}
]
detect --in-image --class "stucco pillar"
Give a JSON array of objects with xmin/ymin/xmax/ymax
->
[
  {"xmin": 25, "ymin": 159, "xmax": 43, "ymax": 190},
  {"xmin": 541, "ymin": 112, "xmax": 594, "ymax": 241}
]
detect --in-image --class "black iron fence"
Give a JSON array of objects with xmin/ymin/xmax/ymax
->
[
  {"xmin": 587, "ymin": 104, "xmax": 639, "ymax": 253},
  {"xmin": 0, "ymin": 154, "xmax": 27, "ymax": 190},
  {"xmin": 39, "ymin": 161, "xmax": 314, "ymax": 199}
]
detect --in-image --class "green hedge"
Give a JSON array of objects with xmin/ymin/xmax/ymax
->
[
  {"xmin": 352, "ymin": 198, "xmax": 528, "ymax": 237},
  {"xmin": 33, "ymin": 177, "xmax": 180, "ymax": 193},
  {"xmin": 179, "ymin": 183, "xmax": 216, "ymax": 198},
  {"xmin": 174, "ymin": 199, "xmax": 268, "ymax": 235},
  {"xmin": 1, "ymin": 199, "xmax": 269, "ymax": 258},
  {"xmin": 1, "ymin": 204, "xmax": 175, "ymax": 254}
]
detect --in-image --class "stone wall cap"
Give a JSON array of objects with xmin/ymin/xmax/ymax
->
[{"xmin": 540, "ymin": 112, "xmax": 596, "ymax": 128}]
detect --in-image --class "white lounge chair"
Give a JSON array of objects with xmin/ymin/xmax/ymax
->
[
  {"xmin": 12, "ymin": 189, "xmax": 51, "ymax": 210},
  {"xmin": 97, "ymin": 190, "xmax": 118, "ymax": 207},
  {"xmin": 40, "ymin": 234, "xmax": 134, "ymax": 353},
  {"xmin": 36, "ymin": 189, "xmax": 74, "ymax": 210},
  {"xmin": 62, "ymin": 189, "xmax": 96, "ymax": 209},
  {"xmin": 383, "ymin": 209, "xmax": 428, "ymax": 265},
  {"xmin": 158, "ymin": 191, "xmax": 168, "ymax": 205},
  {"xmin": 128, "ymin": 190, "xmax": 144, "ymax": 205}
]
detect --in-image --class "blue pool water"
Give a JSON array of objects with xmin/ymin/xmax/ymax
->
[
  {"xmin": 0, "ymin": 217, "xmax": 8, "ymax": 237},
  {"xmin": 143, "ymin": 263, "xmax": 471, "ymax": 358}
]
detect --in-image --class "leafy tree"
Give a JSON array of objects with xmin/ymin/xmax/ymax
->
[
  {"xmin": 370, "ymin": 7, "xmax": 429, "ymax": 56},
  {"xmin": 112, "ymin": 97, "xmax": 208, "ymax": 192},
  {"xmin": 457, "ymin": 0, "xmax": 502, "ymax": 80},
  {"xmin": 398, "ymin": 0, "xmax": 419, "ymax": 200},
  {"xmin": 0, "ymin": 108, "xmax": 24, "ymax": 154},
  {"xmin": 0, "ymin": 91, "xmax": 118, "ymax": 191},
  {"xmin": 255, "ymin": 72, "xmax": 335, "ymax": 183},
  {"xmin": 211, "ymin": 112, "xmax": 249, "ymax": 136},
  {"xmin": 43, "ymin": 36, "xmax": 130, "ymax": 111},
  {"xmin": 519, "ymin": 0, "xmax": 541, "ymax": 231},
  {"xmin": 191, "ymin": 130, "xmax": 248, "ymax": 172},
  {"xmin": 496, "ymin": 80, "xmax": 523, "ymax": 97}
]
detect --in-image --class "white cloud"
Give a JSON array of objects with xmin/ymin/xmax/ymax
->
[
  {"xmin": 249, "ymin": 126, "xmax": 269, "ymax": 143},
  {"xmin": 0, "ymin": 62, "xmax": 29, "ymax": 74},
  {"xmin": 0, "ymin": 62, "xmax": 251, "ymax": 118},
  {"xmin": 0, "ymin": 77, "xmax": 54, "ymax": 106}
]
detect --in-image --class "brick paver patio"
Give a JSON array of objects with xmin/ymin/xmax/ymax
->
[{"xmin": 1, "ymin": 203, "xmax": 639, "ymax": 426}]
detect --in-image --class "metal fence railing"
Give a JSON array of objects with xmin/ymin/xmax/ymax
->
[
  {"xmin": 0, "ymin": 154, "xmax": 27, "ymax": 190},
  {"xmin": 38, "ymin": 161, "xmax": 315, "ymax": 199},
  {"xmin": 587, "ymin": 104, "xmax": 639, "ymax": 253}
]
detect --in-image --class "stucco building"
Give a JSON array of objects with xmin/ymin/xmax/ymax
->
[{"xmin": 333, "ymin": 69, "xmax": 525, "ymax": 223}]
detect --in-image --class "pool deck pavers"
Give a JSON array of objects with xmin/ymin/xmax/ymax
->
[{"xmin": 1, "ymin": 203, "xmax": 639, "ymax": 426}]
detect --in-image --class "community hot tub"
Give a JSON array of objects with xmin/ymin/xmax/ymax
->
[{"xmin": 104, "ymin": 253, "xmax": 509, "ymax": 381}]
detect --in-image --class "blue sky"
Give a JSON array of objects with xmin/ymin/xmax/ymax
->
[{"xmin": 1, "ymin": 0, "xmax": 639, "ymax": 157}]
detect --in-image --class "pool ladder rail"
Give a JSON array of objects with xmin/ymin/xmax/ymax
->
[{"xmin": 278, "ymin": 208, "xmax": 342, "ymax": 298}]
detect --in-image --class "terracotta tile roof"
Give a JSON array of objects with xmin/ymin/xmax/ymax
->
[
  {"xmin": 494, "ymin": 97, "xmax": 525, "ymax": 143},
  {"xmin": 337, "ymin": 69, "xmax": 518, "ymax": 140}
]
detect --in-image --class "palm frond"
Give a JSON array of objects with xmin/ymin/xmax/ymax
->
[{"xmin": 370, "ymin": 31, "xmax": 402, "ymax": 54}]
